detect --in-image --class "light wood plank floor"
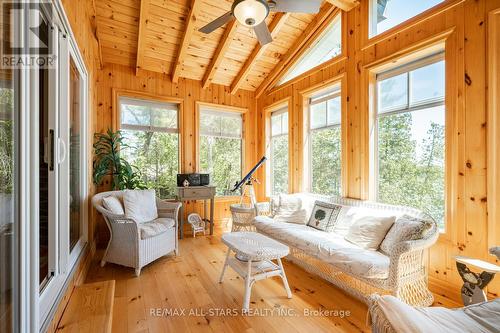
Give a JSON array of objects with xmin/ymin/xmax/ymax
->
[{"xmin": 85, "ymin": 225, "xmax": 457, "ymax": 333}]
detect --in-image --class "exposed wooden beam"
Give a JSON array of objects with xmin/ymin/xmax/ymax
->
[
  {"xmin": 230, "ymin": 13, "xmax": 290, "ymax": 94},
  {"xmin": 135, "ymin": 0, "xmax": 150, "ymax": 75},
  {"xmin": 325, "ymin": 0, "xmax": 360, "ymax": 11},
  {"xmin": 172, "ymin": 0, "xmax": 202, "ymax": 83},
  {"xmin": 201, "ymin": 19, "xmax": 238, "ymax": 89},
  {"xmin": 255, "ymin": 4, "xmax": 337, "ymax": 98},
  {"xmin": 91, "ymin": 0, "xmax": 103, "ymax": 69}
]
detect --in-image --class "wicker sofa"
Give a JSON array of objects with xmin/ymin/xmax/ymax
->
[
  {"xmin": 254, "ymin": 194, "xmax": 439, "ymax": 307},
  {"xmin": 92, "ymin": 190, "xmax": 181, "ymax": 276}
]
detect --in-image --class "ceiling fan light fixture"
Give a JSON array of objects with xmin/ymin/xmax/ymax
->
[{"xmin": 233, "ymin": 0, "xmax": 269, "ymax": 27}]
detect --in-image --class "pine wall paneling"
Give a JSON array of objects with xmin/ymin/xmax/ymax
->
[{"xmin": 258, "ymin": 0, "xmax": 500, "ymax": 302}]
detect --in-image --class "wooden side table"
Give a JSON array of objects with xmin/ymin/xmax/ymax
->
[{"xmin": 176, "ymin": 186, "xmax": 216, "ymax": 239}]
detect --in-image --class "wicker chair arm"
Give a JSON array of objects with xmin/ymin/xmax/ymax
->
[
  {"xmin": 156, "ymin": 200, "xmax": 182, "ymax": 221},
  {"xmin": 391, "ymin": 222, "xmax": 440, "ymax": 258},
  {"xmin": 367, "ymin": 295, "xmax": 397, "ymax": 333}
]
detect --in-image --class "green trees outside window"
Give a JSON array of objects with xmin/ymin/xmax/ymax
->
[
  {"xmin": 309, "ymin": 88, "xmax": 342, "ymax": 196},
  {"xmin": 270, "ymin": 110, "xmax": 289, "ymax": 195},
  {"xmin": 376, "ymin": 55, "xmax": 446, "ymax": 228},
  {"xmin": 199, "ymin": 108, "xmax": 243, "ymax": 196},
  {"xmin": 118, "ymin": 97, "xmax": 180, "ymax": 199}
]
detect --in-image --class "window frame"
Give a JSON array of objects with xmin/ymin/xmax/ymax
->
[
  {"xmin": 114, "ymin": 91, "xmax": 183, "ymax": 196},
  {"xmin": 373, "ymin": 52, "xmax": 446, "ymax": 227},
  {"xmin": 367, "ymin": 0, "xmax": 447, "ymax": 40},
  {"xmin": 307, "ymin": 88, "xmax": 343, "ymax": 195},
  {"xmin": 269, "ymin": 107, "xmax": 289, "ymax": 196},
  {"xmin": 274, "ymin": 10, "xmax": 346, "ymax": 89},
  {"xmin": 195, "ymin": 102, "xmax": 246, "ymax": 198}
]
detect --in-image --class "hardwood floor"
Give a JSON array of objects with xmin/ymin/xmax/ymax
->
[{"xmin": 84, "ymin": 224, "xmax": 454, "ymax": 333}]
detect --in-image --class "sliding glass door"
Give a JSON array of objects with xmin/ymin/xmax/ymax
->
[{"xmin": 0, "ymin": 49, "xmax": 18, "ymax": 333}]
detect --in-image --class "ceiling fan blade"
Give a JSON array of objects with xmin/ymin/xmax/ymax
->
[
  {"xmin": 199, "ymin": 12, "xmax": 234, "ymax": 34},
  {"xmin": 254, "ymin": 22, "xmax": 273, "ymax": 46},
  {"xmin": 270, "ymin": 0, "xmax": 322, "ymax": 13}
]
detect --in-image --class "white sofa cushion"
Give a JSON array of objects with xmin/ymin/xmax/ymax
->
[
  {"xmin": 102, "ymin": 196, "xmax": 124, "ymax": 215},
  {"xmin": 380, "ymin": 214, "xmax": 433, "ymax": 255},
  {"xmin": 123, "ymin": 189, "xmax": 158, "ymax": 223},
  {"xmin": 345, "ymin": 213, "xmax": 396, "ymax": 250},
  {"xmin": 254, "ymin": 217, "xmax": 390, "ymax": 279},
  {"xmin": 139, "ymin": 218, "xmax": 175, "ymax": 239}
]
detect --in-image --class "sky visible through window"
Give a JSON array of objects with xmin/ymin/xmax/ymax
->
[
  {"xmin": 374, "ymin": 0, "xmax": 444, "ymax": 35},
  {"xmin": 280, "ymin": 15, "xmax": 341, "ymax": 84}
]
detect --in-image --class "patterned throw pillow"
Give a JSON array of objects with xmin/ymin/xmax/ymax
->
[
  {"xmin": 307, "ymin": 201, "xmax": 343, "ymax": 232},
  {"xmin": 380, "ymin": 214, "xmax": 433, "ymax": 255}
]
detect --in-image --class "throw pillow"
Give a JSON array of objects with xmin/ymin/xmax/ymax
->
[
  {"xmin": 380, "ymin": 214, "xmax": 433, "ymax": 255},
  {"xmin": 277, "ymin": 194, "xmax": 302, "ymax": 212},
  {"xmin": 274, "ymin": 209, "xmax": 308, "ymax": 224},
  {"xmin": 102, "ymin": 196, "xmax": 125, "ymax": 215},
  {"xmin": 344, "ymin": 214, "xmax": 396, "ymax": 250},
  {"xmin": 123, "ymin": 189, "xmax": 158, "ymax": 224},
  {"xmin": 307, "ymin": 201, "xmax": 343, "ymax": 232}
]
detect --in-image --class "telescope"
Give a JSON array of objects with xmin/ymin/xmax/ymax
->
[{"xmin": 232, "ymin": 156, "xmax": 267, "ymax": 192}]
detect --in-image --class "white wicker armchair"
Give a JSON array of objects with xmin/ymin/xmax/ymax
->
[{"xmin": 92, "ymin": 190, "xmax": 181, "ymax": 276}]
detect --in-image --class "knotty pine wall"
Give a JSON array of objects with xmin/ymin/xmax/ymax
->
[
  {"xmin": 257, "ymin": 0, "xmax": 500, "ymax": 302},
  {"xmin": 95, "ymin": 64, "xmax": 258, "ymax": 243}
]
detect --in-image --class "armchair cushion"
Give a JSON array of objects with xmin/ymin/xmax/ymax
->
[
  {"xmin": 123, "ymin": 189, "xmax": 158, "ymax": 223},
  {"xmin": 102, "ymin": 196, "xmax": 124, "ymax": 215},
  {"xmin": 139, "ymin": 218, "xmax": 175, "ymax": 239}
]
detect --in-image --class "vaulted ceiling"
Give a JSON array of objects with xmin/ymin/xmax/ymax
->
[{"xmin": 94, "ymin": 0, "xmax": 358, "ymax": 94}]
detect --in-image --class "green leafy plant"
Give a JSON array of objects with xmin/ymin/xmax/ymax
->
[{"xmin": 93, "ymin": 129, "xmax": 146, "ymax": 190}]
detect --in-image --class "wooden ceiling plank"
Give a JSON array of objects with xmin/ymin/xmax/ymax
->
[
  {"xmin": 171, "ymin": 0, "xmax": 203, "ymax": 83},
  {"xmin": 136, "ymin": 0, "xmax": 150, "ymax": 75},
  {"xmin": 201, "ymin": 19, "xmax": 238, "ymax": 89},
  {"xmin": 255, "ymin": 3, "xmax": 336, "ymax": 98},
  {"xmin": 230, "ymin": 12, "xmax": 290, "ymax": 94},
  {"xmin": 324, "ymin": 0, "xmax": 360, "ymax": 12}
]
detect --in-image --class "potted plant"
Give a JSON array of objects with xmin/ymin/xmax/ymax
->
[{"xmin": 93, "ymin": 129, "xmax": 145, "ymax": 190}]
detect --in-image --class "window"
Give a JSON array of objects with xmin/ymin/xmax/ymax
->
[
  {"xmin": 370, "ymin": 0, "xmax": 444, "ymax": 37},
  {"xmin": 309, "ymin": 86, "xmax": 342, "ymax": 195},
  {"xmin": 119, "ymin": 97, "xmax": 180, "ymax": 199},
  {"xmin": 375, "ymin": 53, "xmax": 445, "ymax": 228},
  {"xmin": 199, "ymin": 107, "xmax": 243, "ymax": 196},
  {"xmin": 280, "ymin": 14, "xmax": 342, "ymax": 84},
  {"xmin": 270, "ymin": 109, "xmax": 289, "ymax": 195}
]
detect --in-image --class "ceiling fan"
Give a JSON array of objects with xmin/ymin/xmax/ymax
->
[{"xmin": 199, "ymin": 0, "xmax": 322, "ymax": 46}]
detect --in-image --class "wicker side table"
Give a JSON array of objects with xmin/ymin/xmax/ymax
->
[
  {"xmin": 219, "ymin": 232, "xmax": 292, "ymax": 312},
  {"xmin": 230, "ymin": 204, "xmax": 256, "ymax": 232}
]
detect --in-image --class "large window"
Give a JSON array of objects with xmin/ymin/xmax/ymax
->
[
  {"xmin": 370, "ymin": 0, "xmax": 444, "ymax": 37},
  {"xmin": 280, "ymin": 14, "xmax": 342, "ymax": 84},
  {"xmin": 309, "ymin": 86, "xmax": 342, "ymax": 195},
  {"xmin": 199, "ymin": 107, "xmax": 243, "ymax": 196},
  {"xmin": 270, "ymin": 108, "xmax": 289, "ymax": 195},
  {"xmin": 119, "ymin": 97, "xmax": 180, "ymax": 199},
  {"xmin": 375, "ymin": 53, "xmax": 445, "ymax": 228}
]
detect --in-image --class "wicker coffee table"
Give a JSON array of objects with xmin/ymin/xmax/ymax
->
[{"xmin": 219, "ymin": 231, "xmax": 292, "ymax": 312}]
